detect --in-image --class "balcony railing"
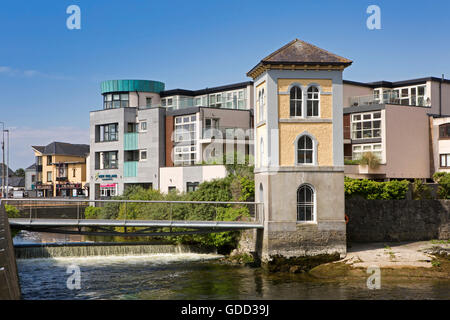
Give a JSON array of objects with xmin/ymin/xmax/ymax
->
[
  {"xmin": 348, "ymin": 92, "xmax": 428, "ymax": 107},
  {"xmin": 124, "ymin": 161, "xmax": 138, "ymax": 177},
  {"xmin": 202, "ymin": 127, "xmax": 253, "ymax": 140},
  {"xmin": 124, "ymin": 132, "xmax": 138, "ymax": 150}
]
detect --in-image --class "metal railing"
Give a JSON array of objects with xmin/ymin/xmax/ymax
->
[
  {"xmin": 348, "ymin": 92, "xmax": 427, "ymax": 107},
  {"xmin": 3, "ymin": 198, "xmax": 264, "ymax": 226},
  {"xmin": 201, "ymin": 127, "xmax": 254, "ymax": 140}
]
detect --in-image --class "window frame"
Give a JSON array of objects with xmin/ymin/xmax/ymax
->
[
  {"xmin": 351, "ymin": 111, "xmax": 382, "ymax": 140},
  {"xmin": 306, "ymin": 85, "xmax": 320, "ymax": 117},
  {"xmin": 289, "ymin": 86, "xmax": 302, "ymax": 117},
  {"xmin": 297, "ymin": 184, "xmax": 316, "ymax": 223},
  {"xmin": 294, "ymin": 132, "xmax": 318, "ymax": 166}
]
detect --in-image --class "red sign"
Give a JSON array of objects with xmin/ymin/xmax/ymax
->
[{"xmin": 100, "ymin": 183, "xmax": 117, "ymax": 188}]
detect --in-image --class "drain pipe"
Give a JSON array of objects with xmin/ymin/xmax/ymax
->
[
  {"xmin": 135, "ymin": 90, "xmax": 140, "ymax": 108},
  {"xmin": 440, "ymin": 74, "xmax": 444, "ymax": 116}
]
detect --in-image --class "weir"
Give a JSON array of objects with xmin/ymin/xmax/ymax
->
[{"xmin": 14, "ymin": 242, "xmax": 217, "ymax": 259}]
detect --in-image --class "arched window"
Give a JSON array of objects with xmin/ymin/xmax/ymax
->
[
  {"xmin": 307, "ymin": 86, "xmax": 319, "ymax": 117},
  {"xmin": 290, "ymin": 86, "xmax": 302, "ymax": 117},
  {"xmin": 297, "ymin": 135, "xmax": 313, "ymax": 164},
  {"xmin": 297, "ymin": 184, "xmax": 314, "ymax": 222}
]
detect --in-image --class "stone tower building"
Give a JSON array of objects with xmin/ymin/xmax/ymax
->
[{"xmin": 246, "ymin": 39, "xmax": 353, "ymax": 261}]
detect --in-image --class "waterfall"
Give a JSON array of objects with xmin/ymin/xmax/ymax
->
[{"xmin": 14, "ymin": 243, "xmax": 217, "ymax": 259}]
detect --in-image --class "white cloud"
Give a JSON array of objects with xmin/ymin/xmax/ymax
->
[
  {"xmin": 0, "ymin": 65, "xmax": 72, "ymax": 80},
  {"xmin": 5, "ymin": 126, "xmax": 89, "ymax": 170}
]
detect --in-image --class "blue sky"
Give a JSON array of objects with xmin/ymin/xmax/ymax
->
[{"xmin": 1, "ymin": 0, "xmax": 449, "ymax": 169}]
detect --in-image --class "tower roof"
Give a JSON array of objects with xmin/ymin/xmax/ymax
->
[{"xmin": 247, "ymin": 39, "xmax": 352, "ymax": 78}]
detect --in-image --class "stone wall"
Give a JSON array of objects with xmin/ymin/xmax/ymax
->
[
  {"xmin": 0, "ymin": 202, "xmax": 21, "ymax": 299},
  {"xmin": 346, "ymin": 199, "xmax": 450, "ymax": 242}
]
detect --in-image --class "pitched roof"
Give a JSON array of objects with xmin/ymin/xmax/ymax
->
[
  {"xmin": 247, "ymin": 39, "xmax": 352, "ymax": 77},
  {"xmin": 32, "ymin": 142, "xmax": 89, "ymax": 157},
  {"xmin": 26, "ymin": 163, "xmax": 36, "ymax": 170},
  {"xmin": 0, "ymin": 164, "xmax": 14, "ymax": 177},
  {"xmin": 0, "ymin": 176, "xmax": 24, "ymax": 187}
]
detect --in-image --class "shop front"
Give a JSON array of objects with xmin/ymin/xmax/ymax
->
[
  {"xmin": 36, "ymin": 184, "xmax": 53, "ymax": 197},
  {"xmin": 100, "ymin": 183, "xmax": 118, "ymax": 198},
  {"xmin": 56, "ymin": 183, "xmax": 83, "ymax": 197}
]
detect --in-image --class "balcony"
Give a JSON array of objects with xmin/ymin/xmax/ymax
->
[
  {"xmin": 124, "ymin": 132, "xmax": 138, "ymax": 150},
  {"xmin": 56, "ymin": 176, "xmax": 68, "ymax": 182},
  {"xmin": 124, "ymin": 161, "xmax": 138, "ymax": 177},
  {"xmin": 348, "ymin": 92, "xmax": 428, "ymax": 107},
  {"xmin": 201, "ymin": 127, "xmax": 253, "ymax": 140}
]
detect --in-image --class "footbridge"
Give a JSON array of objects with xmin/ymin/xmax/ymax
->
[{"xmin": 4, "ymin": 198, "xmax": 264, "ymax": 237}]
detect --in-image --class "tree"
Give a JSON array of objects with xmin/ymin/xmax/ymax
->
[{"xmin": 14, "ymin": 168, "xmax": 25, "ymax": 177}]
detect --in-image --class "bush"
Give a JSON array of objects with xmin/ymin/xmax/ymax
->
[
  {"xmin": 84, "ymin": 206, "xmax": 103, "ymax": 219},
  {"xmin": 358, "ymin": 152, "xmax": 381, "ymax": 169},
  {"xmin": 344, "ymin": 177, "xmax": 409, "ymax": 200},
  {"xmin": 433, "ymin": 172, "xmax": 450, "ymax": 199},
  {"xmin": 411, "ymin": 179, "xmax": 432, "ymax": 200},
  {"xmin": 5, "ymin": 204, "xmax": 19, "ymax": 218}
]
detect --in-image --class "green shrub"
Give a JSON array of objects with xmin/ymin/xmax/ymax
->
[
  {"xmin": 433, "ymin": 172, "xmax": 450, "ymax": 199},
  {"xmin": 5, "ymin": 204, "xmax": 19, "ymax": 218},
  {"xmin": 411, "ymin": 179, "xmax": 432, "ymax": 200},
  {"xmin": 344, "ymin": 177, "xmax": 409, "ymax": 200},
  {"xmin": 358, "ymin": 152, "xmax": 381, "ymax": 169},
  {"xmin": 84, "ymin": 206, "xmax": 103, "ymax": 219},
  {"xmin": 344, "ymin": 159, "xmax": 360, "ymax": 165}
]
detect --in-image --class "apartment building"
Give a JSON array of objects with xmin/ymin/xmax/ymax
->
[
  {"xmin": 32, "ymin": 142, "xmax": 89, "ymax": 197},
  {"xmin": 89, "ymin": 80, "xmax": 254, "ymax": 199},
  {"xmin": 342, "ymin": 77, "xmax": 450, "ymax": 180}
]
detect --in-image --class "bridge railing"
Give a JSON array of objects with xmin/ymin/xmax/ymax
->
[{"xmin": 3, "ymin": 198, "xmax": 264, "ymax": 225}]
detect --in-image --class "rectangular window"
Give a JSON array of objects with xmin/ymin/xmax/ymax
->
[
  {"xmin": 174, "ymin": 114, "xmax": 197, "ymax": 144},
  {"xmin": 186, "ymin": 182, "xmax": 199, "ymax": 193},
  {"xmin": 140, "ymin": 121, "xmax": 147, "ymax": 132},
  {"xmin": 73, "ymin": 168, "xmax": 76, "ymax": 177},
  {"xmin": 351, "ymin": 111, "xmax": 382, "ymax": 140},
  {"xmin": 146, "ymin": 97, "xmax": 152, "ymax": 107},
  {"xmin": 174, "ymin": 145, "xmax": 197, "ymax": 166},
  {"xmin": 100, "ymin": 151, "xmax": 118, "ymax": 169},
  {"xmin": 352, "ymin": 143, "xmax": 382, "ymax": 161},
  {"xmin": 140, "ymin": 150, "xmax": 147, "ymax": 161},
  {"xmin": 47, "ymin": 171, "xmax": 52, "ymax": 182},
  {"xmin": 168, "ymin": 186, "xmax": 176, "ymax": 193},
  {"xmin": 100, "ymin": 184, "xmax": 117, "ymax": 197},
  {"xmin": 104, "ymin": 93, "xmax": 128, "ymax": 109},
  {"xmin": 440, "ymin": 154, "xmax": 450, "ymax": 167},
  {"xmin": 127, "ymin": 123, "xmax": 138, "ymax": 133},
  {"xmin": 98, "ymin": 123, "xmax": 118, "ymax": 142},
  {"xmin": 47, "ymin": 156, "xmax": 52, "ymax": 165}
]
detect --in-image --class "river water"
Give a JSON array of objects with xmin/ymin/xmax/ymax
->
[{"xmin": 13, "ymin": 231, "xmax": 450, "ymax": 300}]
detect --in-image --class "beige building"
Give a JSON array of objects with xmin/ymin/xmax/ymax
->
[
  {"xmin": 342, "ymin": 77, "xmax": 450, "ymax": 180},
  {"xmin": 247, "ymin": 39, "xmax": 351, "ymax": 260},
  {"xmin": 32, "ymin": 142, "xmax": 89, "ymax": 197}
]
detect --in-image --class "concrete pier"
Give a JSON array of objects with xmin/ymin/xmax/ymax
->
[{"xmin": 0, "ymin": 202, "xmax": 21, "ymax": 300}]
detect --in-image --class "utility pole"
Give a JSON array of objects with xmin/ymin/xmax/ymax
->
[
  {"xmin": 4, "ymin": 129, "xmax": 9, "ymax": 198},
  {"xmin": 0, "ymin": 122, "xmax": 4, "ymax": 198}
]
